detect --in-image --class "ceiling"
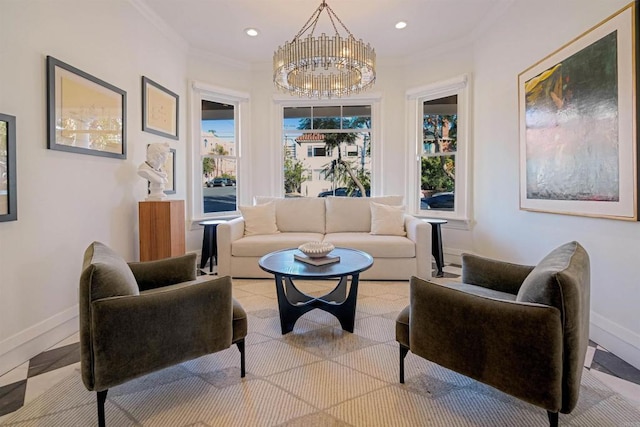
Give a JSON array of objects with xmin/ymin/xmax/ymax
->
[{"xmin": 138, "ymin": 0, "xmax": 515, "ymax": 65}]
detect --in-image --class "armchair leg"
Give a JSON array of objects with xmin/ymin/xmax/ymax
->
[
  {"xmin": 97, "ymin": 390, "xmax": 108, "ymax": 427},
  {"xmin": 399, "ymin": 344, "xmax": 409, "ymax": 384},
  {"xmin": 547, "ymin": 411, "xmax": 558, "ymax": 427},
  {"xmin": 236, "ymin": 339, "xmax": 245, "ymax": 378}
]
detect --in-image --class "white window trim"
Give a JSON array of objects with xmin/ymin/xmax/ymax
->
[
  {"xmin": 405, "ymin": 75, "xmax": 472, "ymax": 227},
  {"xmin": 272, "ymin": 94, "xmax": 382, "ymax": 198},
  {"xmin": 188, "ymin": 81, "xmax": 250, "ymax": 228}
]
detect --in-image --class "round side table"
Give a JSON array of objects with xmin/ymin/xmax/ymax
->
[{"xmin": 199, "ymin": 219, "xmax": 227, "ymax": 273}]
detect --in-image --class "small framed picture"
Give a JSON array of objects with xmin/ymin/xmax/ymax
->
[
  {"xmin": 164, "ymin": 148, "xmax": 176, "ymax": 194},
  {"xmin": 0, "ymin": 113, "xmax": 17, "ymax": 222},
  {"xmin": 142, "ymin": 76, "xmax": 179, "ymax": 140},
  {"xmin": 47, "ymin": 56, "xmax": 127, "ymax": 159}
]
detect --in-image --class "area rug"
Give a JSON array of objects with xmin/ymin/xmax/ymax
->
[{"xmin": 2, "ymin": 279, "xmax": 640, "ymax": 426}]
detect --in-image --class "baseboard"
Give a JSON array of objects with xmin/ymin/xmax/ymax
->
[
  {"xmin": 443, "ymin": 246, "xmax": 463, "ymax": 266},
  {"xmin": 0, "ymin": 305, "xmax": 79, "ymax": 376},
  {"xmin": 590, "ymin": 311, "xmax": 640, "ymax": 371}
]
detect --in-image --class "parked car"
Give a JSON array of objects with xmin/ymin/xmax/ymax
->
[
  {"xmin": 317, "ymin": 187, "xmax": 371, "ymax": 197},
  {"xmin": 207, "ymin": 177, "xmax": 227, "ymax": 187},
  {"xmin": 421, "ymin": 191, "xmax": 454, "ymax": 210}
]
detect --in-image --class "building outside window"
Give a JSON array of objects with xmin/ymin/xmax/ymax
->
[
  {"xmin": 283, "ymin": 105, "xmax": 371, "ymax": 198},
  {"xmin": 420, "ymin": 95, "xmax": 457, "ymax": 211},
  {"xmin": 201, "ymin": 100, "xmax": 237, "ymax": 214},
  {"xmin": 407, "ymin": 75, "xmax": 470, "ymax": 223},
  {"xmin": 189, "ymin": 82, "xmax": 248, "ymax": 221}
]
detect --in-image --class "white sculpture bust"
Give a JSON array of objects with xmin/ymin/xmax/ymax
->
[{"xmin": 138, "ymin": 142, "xmax": 170, "ymax": 201}]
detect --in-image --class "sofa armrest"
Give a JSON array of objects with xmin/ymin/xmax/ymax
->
[
  {"xmin": 216, "ymin": 217, "xmax": 245, "ymax": 277},
  {"xmin": 409, "ymin": 276, "xmax": 563, "ymax": 411},
  {"xmin": 462, "ymin": 253, "xmax": 534, "ymax": 295},
  {"xmin": 86, "ymin": 275, "xmax": 233, "ymax": 390},
  {"xmin": 127, "ymin": 253, "xmax": 197, "ymax": 291},
  {"xmin": 405, "ymin": 215, "xmax": 432, "ymax": 279}
]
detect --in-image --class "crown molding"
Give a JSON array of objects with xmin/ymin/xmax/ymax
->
[
  {"xmin": 127, "ymin": 0, "xmax": 189, "ymax": 52},
  {"xmin": 188, "ymin": 47, "xmax": 251, "ymax": 71}
]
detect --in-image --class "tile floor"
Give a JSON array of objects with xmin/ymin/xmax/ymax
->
[{"xmin": 1, "ymin": 263, "xmax": 639, "ymax": 423}]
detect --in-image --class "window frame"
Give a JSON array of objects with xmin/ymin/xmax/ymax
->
[
  {"xmin": 273, "ymin": 96, "xmax": 382, "ymax": 198},
  {"xmin": 188, "ymin": 81, "xmax": 250, "ymax": 225},
  {"xmin": 406, "ymin": 75, "xmax": 471, "ymax": 225}
]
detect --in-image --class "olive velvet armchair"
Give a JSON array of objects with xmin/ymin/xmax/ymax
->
[
  {"xmin": 396, "ymin": 241, "xmax": 590, "ymax": 426},
  {"xmin": 79, "ymin": 241, "xmax": 247, "ymax": 427}
]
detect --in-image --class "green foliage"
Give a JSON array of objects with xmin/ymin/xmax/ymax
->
[
  {"xmin": 202, "ymin": 158, "xmax": 215, "ymax": 175},
  {"xmin": 284, "ymin": 156, "xmax": 309, "ymax": 194},
  {"xmin": 421, "ymin": 157, "xmax": 455, "ymax": 191}
]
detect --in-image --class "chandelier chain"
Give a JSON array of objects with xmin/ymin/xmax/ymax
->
[{"xmin": 294, "ymin": 0, "xmax": 353, "ymax": 41}]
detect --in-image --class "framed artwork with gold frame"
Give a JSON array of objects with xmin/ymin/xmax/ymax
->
[{"xmin": 518, "ymin": 2, "xmax": 638, "ymax": 221}]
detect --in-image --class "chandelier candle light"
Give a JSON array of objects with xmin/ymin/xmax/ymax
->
[{"xmin": 273, "ymin": 0, "xmax": 376, "ymax": 99}]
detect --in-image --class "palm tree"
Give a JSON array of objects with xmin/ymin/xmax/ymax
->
[
  {"xmin": 211, "ymin": 144, "xmax": 229, "ymax": 177},
  {"xmin": 298, "ymin": 117, "xmax": 369, "ymax": 197}
]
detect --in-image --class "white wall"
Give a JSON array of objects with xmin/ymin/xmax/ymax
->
[
  {"xmin": 2, "ymin": 0, "xmax": 638, "ymax": 376},
  {"xmin": 0, "ymin": 0, "xmax": 193, "ymax": 374},
  {"xmin": 471, "ymin": 0, "xmax": 640, "ymax": 368}
]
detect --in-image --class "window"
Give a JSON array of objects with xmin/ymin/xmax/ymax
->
[
  {"xmin": 282, "ymin": 105, "xmax": 372, "ymax": 198},
  {"xmin": 406, "ymin": 75, "xmax": 470, "ymax": 223},
  {"xmin": 189, "ymin": 82, "xmax": 248, "ymax": 221}
]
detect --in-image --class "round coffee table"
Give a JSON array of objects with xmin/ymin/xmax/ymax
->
[{"xmin": 258, "ymin": 247, "xmax": 373, "ymax": 334}]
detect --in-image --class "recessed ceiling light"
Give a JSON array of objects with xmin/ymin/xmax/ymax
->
[
  {"xmin": 245, "ymin": 28, "xmax": 259, "ymax": 37},
  {"xmin": 395, "ymin": 21, "xmax": 407, "ymax": 30}
]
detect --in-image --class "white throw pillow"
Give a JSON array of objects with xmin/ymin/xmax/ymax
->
[
  {"xmin": 239, "ymin": 202, "xmax": 280, "ymax": 236},
  {"xmin": 370, "ymin": 202, "xmax": 406, "ymax": 236}
]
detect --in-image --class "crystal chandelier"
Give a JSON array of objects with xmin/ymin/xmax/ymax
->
[{"xmin": 273, "ymin": 0, "xmax": 376, "ymax": 99}]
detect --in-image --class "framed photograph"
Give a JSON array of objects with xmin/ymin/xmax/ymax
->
[
  {"xmin": 163, "ymin": 148, "xmax": 176, "ymax": 194},
  {"xmin": 518, "ymin": 2, "xmax": 638, "ymax": 221},
  {"xmin": 142, "ymin": 76, "xmax": 179, "ymax": 140},
  {"xmin": 47, "ymin": 56, "xmax": 127, "ymax": 159},
  {"xmin": 146, "ymin": 146, "xmax": 176, "ymax": 195},
  {"xmin": 0, "ymin": 113, "xmax": 17, "ymax": 222}
]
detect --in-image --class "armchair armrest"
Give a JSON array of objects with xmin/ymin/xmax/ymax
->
[
  {"xmin": 462, "ymin": 253, "xmax": 534, "ymax": 295},
  {"xmin": 217, "ymin": 217, "xmax": 245, "ymax": 277},
  {"xmin": 405, "ymin": 215, "xmax": 432, "ymax": 279},
  {"xmin": 409, "ymin": 277, "xmax": 563, "ymax": 410},
  {"xmin": 87, "ymin": 275, "xmax": 233, "ymax": 390},
  {"xmin": 128, "ymin": 253, "xmax": 197, "ymax": 291}
]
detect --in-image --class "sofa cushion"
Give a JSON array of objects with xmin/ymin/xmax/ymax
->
[
  {"xmin": 325, "ymin": 196, "xmax": 404, "ymax": 233},
  {"xmin": 239, "ymin": 202, "xmax": 279, "ymax": 236},
  {"xmin": 516, "ymin": 241, "xmax": 579, "ymax": 309},
  {"xmin": 83, "ymin": 241, "xmax": 139, "ymax": 302},
  {"xmin": 255, "ymin": 197, "xmax": 325, "ymax": 233},
  {"xmin": 232, "ymin": 232, "xmax": 325, "ymax": 257},
  {"xmin": 323, "ymin": 232, "xmax": 415, "ymax": 258},
  {"xmin": 370, "ymin": 202, "xmax": 406, "ymax": 236}
]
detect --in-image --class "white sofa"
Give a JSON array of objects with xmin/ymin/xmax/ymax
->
[{"xmin": 217, "ymin": 196, "xmax": 432, "ymax": 281}]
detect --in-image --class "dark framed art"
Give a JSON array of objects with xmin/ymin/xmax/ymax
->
[
  {"xmin": 0, "ymin": 113, "xmax": 17, "ymax": 222},
  {"xmin": 46, "ymin": 56, "xmax": 127, "ymax": 159},
  {"xmin": 518, "ymin": 2, "xmax": 638, "ymax": 221},
  {"xmin": 142, "ymin": 76, "xmax": 179, "ymax": 140},
  {"xmin": 163, "ymin": 148, "xmax": 176, "ymax": 194}
]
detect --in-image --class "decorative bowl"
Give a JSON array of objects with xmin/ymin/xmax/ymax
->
[{"xmin": 298, "ymin": 242, "xmax": 335, "ymax": 258}]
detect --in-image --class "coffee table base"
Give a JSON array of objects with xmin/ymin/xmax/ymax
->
[{"xmin": 273, "ymin": 274, "xmax": 360, "ymax": 334}]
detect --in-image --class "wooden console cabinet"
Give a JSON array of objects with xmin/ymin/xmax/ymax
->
[{"xmin": 138, "ymin": 200, "xmax": 185, "ymax": 261}]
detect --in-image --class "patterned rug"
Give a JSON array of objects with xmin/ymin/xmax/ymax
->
[{"xmin": 2, "ymin": 278, "xmax": 640, "ymax": 427}]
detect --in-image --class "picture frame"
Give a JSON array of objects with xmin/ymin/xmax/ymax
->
[
  {"xmin": 0, "ymin": 113, "xmax": 17, "ymax": 222},
  {"xmin": 146, "ymin": 146, "xmax": 176, "ymax": 195},
  {"xmin": 142, "ymin": 76, "xmax": 179, "ymax": 140},
  {"xmin": 47, "ymin": 56, "xmax": 127, "ymax": 159},
  {"xmin": 518, "ymin": 2, "xmax": 638, "ymax": 221},
  {"xmin": 163, "ymin": 148, "xmax": 176, "ymax": 194}
]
